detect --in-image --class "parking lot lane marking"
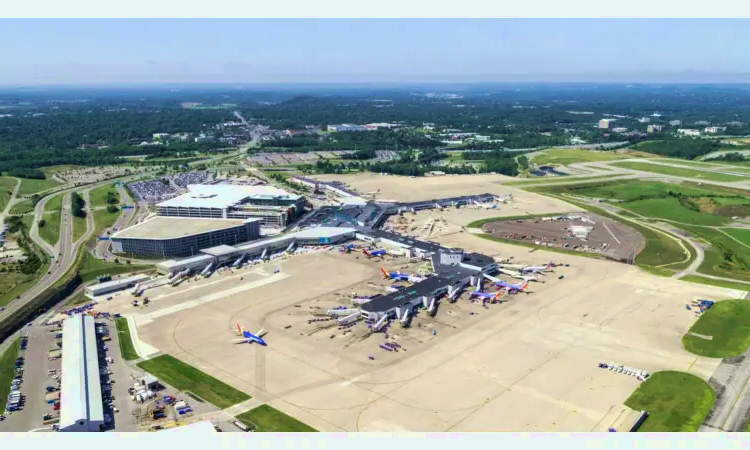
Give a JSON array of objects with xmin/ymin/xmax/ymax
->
[{"xmin": 602, "ymin": 221, "xmax": 621, "ymax": 245}]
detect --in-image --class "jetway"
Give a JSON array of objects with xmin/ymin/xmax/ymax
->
[
  {"xmin": 232, "ymin": 254, "xmax": 247, "ymax": 268},
  {"xmin": 337, "ymin": 311, "xmax": 360, "ymax": 325},
  {"xmin": 260, "ymin": 247, "xmax": 269, "ymax": 260},
  {"xmin": 200, "ymin": 262, "xmax": 215, "ymax": 277},
  {"xmin": 428, "ymin": 298, "xmax": 437, "ymax": 316},
  {"xmin": 169, "ymin": 268, "xmax": 191, "ymax": 286},
  {"xmin": 371, "ymin": 315, "xmax": 388, "ymax": 332},
  {"xmin": 399, "ymin": 308, "xmax": 412, "ymax": 327},
  {"xmin": 285, "ymin": 241, "xmax": 297, "ymax": 254},
  {"xmin": 327, "ymin": 308, "xmax": 359, "ymax": 317},
  {"xmin": 131, "ymin": 283, "xmax": 143, "ymax": 296}
]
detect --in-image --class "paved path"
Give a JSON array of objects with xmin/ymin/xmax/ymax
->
[{"xmin": 0, "ymin": 178, "xmax": 21, "ymax": 227}]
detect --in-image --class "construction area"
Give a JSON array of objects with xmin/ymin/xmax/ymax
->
[{"xmin": 482, "ymin": 213, "xmax": 645, "ymax": 262}]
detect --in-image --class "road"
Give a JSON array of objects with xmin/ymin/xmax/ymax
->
[
  {"xmin": 0, "ymin": 178, "xmax": 130, "ymax": 324},
  {"xmin": 93, "ymin": 184, "xmax": 148, "ymax": 262},
  {"xmin": 0, "ymin": 178, "xmax": 21, "ymax": 228}
]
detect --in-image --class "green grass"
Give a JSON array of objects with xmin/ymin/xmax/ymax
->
[
  {"xmin": 137, "ymin": 355, "xmax": 250, "ymax": 409},
  {"xmin": 618, "ymin": 198, "xmax": 731, "ymax": 226},
  {"xmin": 92, "ymin": 208, "xmax": 120, "ymax": 236},
  {"xmin": 0, "ymin": 338, "xmax": 21, "ymax": 410},
  {"xmin": 89, "ymin": 184, "xmax": 120, "ymax": 209},
  {"xmin": 236, "ymin": 405, "xmax": 317, "ymax": 432},
  {"xmin": 681, "ymin": 226, "xmax": 750, "ymax": 283},
  {"xmin": 680, "ymin": 275, "xmax": 750, "ymax": 292},
  {"xmin": 0, "ymin": 272, "xmax": 40, "ymax": 307},
  {"xmin": 610, "ymin": 161, "xmax": 748, "ymax": 182},
  {"xmin": 115, "ymin": 317, "xmax": 139, "ymax": 361},
  {"xmin": 39, "ymin": 195, "xmax": 63, "ymax": 247},
  {"xmin": 503, "ymin": 174, "xmax": 621, "ymax": 186},
  {"xmin": 72, "ymin": 215, "xmax": 87, "ymax": 243},
  {"xmin": 0, "ymin": 177, "xmax": 18, "ymax": 212},
  {"xmin": 17, "ymin": 178, "xmax": 61, "ymax": 197},
  {"xmin": 9, "ymin": 199, "xmax": 34, "ymax": 214},
  {"xmin": 624, "ymin": 371, "xmax": 715, "ymax": 432},
  {"xmin": 530, "ymin": 149, "xmax": 628, "ymax": 166},
  {"xmin": 683, "ymin": 300, "xmax": 750, "ymax": 358},
  {"xmin": 555, "ymin": 179, "xmax": 730, "ymax": 201},
  {"xmin": 77, "ymin": 251, "xmax": 152, "ymax": 284},
  {"xmin": 721, "ymin": 228, "xmax": 750, "ymax": 246}
]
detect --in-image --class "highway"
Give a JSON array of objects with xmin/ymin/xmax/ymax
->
[
  {"xmin": 0, "ymin": 178, "xmax": 129, "ymax": 324},
  {"xmin": 93, "ymin": 183, "xmax": 145, "ymax": 261}
]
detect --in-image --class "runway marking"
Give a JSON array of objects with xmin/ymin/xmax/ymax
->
[
  {"xmin": 143, "ymin": 272, "xmax": 290, "ymax": 321},
  {"xmin": 602, "ymin": 221, "xmax": 621, "ymax": 245}
]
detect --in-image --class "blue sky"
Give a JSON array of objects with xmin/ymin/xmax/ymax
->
[{"xmin": 1, "ymin": 19, "xmax": 749, "ymax": 85}]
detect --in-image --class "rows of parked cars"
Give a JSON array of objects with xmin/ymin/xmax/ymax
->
[
  {"xmin": 97, "ymin": 322, "xmax": 116, "ymax": 428},
  {"xmin": 3, "ymin": 335, "xmax": 29, "ymax": 418}
]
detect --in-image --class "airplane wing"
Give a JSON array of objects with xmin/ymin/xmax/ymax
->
[
  {"xmin": 230, "ymin": 338, "xmax": 249, "ymax": 344},
  {"xmin": 256, "ymin": 329, "xmax": 268, "ymax": 338}
]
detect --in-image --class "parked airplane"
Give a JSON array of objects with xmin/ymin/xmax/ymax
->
[
  {"xmin": 519, "ymin": 263, "xmax": 553, "ymax": 274},
  {"xmin": 492, "ymin": 279, "xmax": 529, "ymax": 295},
  {"xmin": 231, "ymin": 322, "xmax": 268, "ymax": 346},
  {"xmin": 363, "ymin": 249, "xmax": 386, "ymax": 258},
  {"xmin": 381, "ymin": 267, "xmax": 425, "ymax": 283},
  {"xmin": 469, "ymin": 287, "xmax": 504, "ymax": 301},
  {"xmin": 473, "ymin": 200, "xmax": 497, "ymax": 210},
  {"xmin": 498, "ymin": 267, "xmax": 542, "ymax": 283}
]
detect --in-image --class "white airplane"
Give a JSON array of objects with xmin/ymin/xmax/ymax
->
[
  {"xmin": 497, "ymin": 267, "xmax": 542, "ymax": 283},
  {"xmin": 518, "ymin": 263, "xmax": 553, "ymax": 275},
  {"xmin": 473, "ymin": 200, "xmax": 497, "ymax": 209}
]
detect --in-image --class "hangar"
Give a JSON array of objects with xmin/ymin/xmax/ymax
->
[{"xmin": 60, "ymin": 315, "xmax": 104, "ymax": 432}]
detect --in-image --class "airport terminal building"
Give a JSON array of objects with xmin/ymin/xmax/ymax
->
[
  {"xmin": 156, "ymin": 184, "xmax": 306, "ymax": 227},
  {"xmin": 60, "ymin": 315, "xmax": 104, "ymax": 432},
  {"xmin": 111, "ymin": 216, "xmax": 261, "ymax": 258}
]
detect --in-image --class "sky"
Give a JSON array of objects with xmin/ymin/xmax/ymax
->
[{"xmin": 2, "ymin": 19, "xmax": 750, "ymax": 85}]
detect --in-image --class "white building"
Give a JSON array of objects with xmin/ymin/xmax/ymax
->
[
  {"xmin": 637, "ymin": 117, "xmax": 651, "ymax": 123},
  {"xmin": 677, "ymin": 129, "xmax": 701, "ymax": 137},
  {"xmin": 704, "ymin": 127, "xmax": 726, "ymax": 134},
  {"xmin": 647, "ymin": 125, "xmax": 663, "ymax": 133},
  {"xmin": 612, "ymin": 127, "xmax": 628, "ymax": 133},
  {"xmin": 60, "ymin": 315, "xmax": 104, "ymax": 432},
  {"xmin": 669, "ymin": 120, "xmax": 682, "ymax": 126},
  {"xmin": 598, "ymin": 119, "xmax": 613, "ymax": 129},
  {"xmin": 327, "ymin": 124, "xmax": 366, "ymax": 132},
  {"xmin": 85, "ymin": 274, "xmax": 151, "ymax": 297}
]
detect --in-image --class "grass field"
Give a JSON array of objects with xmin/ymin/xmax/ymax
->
[
  {"xmin": 72, "ymin": 215, "xmax": 87, "ymax": 243},
  {"xmin": 136, "ymin": 355, "xmax": 250, "ymax": 409},
  {"xmin": 17, "ymin": 178, "xmax": 60, "ymax": 197},
  {"xmin": 679, "ymin": 275, "xmax": 750, "ymax": 292},
  {"xmin": 8, "ymin": 198, "xmax": 34, "ymax": 214},
  {"xmin": 624, "ymin": 371, "xmax": 715, "ymax": 432},
  {"xmin": 89, "ymin": 184, "xmax": 120, "ymax": 209},
  {"xmin": 115, "ymin": 317, "xmax": 139, "ymax": 361},
  {"xmin": 39, "ymin": 194, "xmax": 64, "ymax": 247},
  {"xmin": 236, "ymin": 405, "xmax": 317, "ymax": 432},
  {"xmin": 0, "ymin": 272, "xmax": 39, "ymax": 307},
  {"xmin": 610, "ymin": 161, "xmax": 748, "ymax": 182},
  {"xmin": 0, "ymin": 338, "xmax": 20, "ymax": 410},
  {"xmin": 77, "ymin": 252, "xmax": 152, "ymax": 284},
  {"xmin": 530, "ymin": 149, "xmax": 627, "ymax": 166},
  {"xmin": 681, "ymin": 225, "xmax": 750, "ymax": 283},
  {"xmin": 721, "ymin": 228, "xmax": 750, "ymax": 247},
  {"xmin": 683, "ymin": 300, "xmax": 750, "ymax": 358},
  {"xmin": 618, "ymin": 198, "xmax": 731, "ymax": 226},
  {"xmin": 503, "ymin": 174, "xmax": 621, "ymax": 186},
  {"xmin": 0, "ymin": 177, "xmax": 18, "ymax": 212},
  {"xmin": 92, "ymin": 208, "xmax": 120, "ymax": 235},
  {"xmin": 556, "ymin": 179, "xmax": 730, "ymax": 201}
]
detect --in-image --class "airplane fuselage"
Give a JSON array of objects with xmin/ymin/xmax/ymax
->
[{"xmin": 242, "ymin": 331, "xmax": 267, "ymax": 346}]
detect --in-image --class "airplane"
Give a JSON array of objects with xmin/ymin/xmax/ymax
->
[
  {"xmin": 231, "ymin": 321, "xmax": 268, "ymax": 346},
  {"xmin": 363, "ymin": 249, "xmax": 386, "ymax": 258},
  {"xmin": 519, "ymin": 263, "xmax": 553, "ymax": 275},
  {"xmin": 492, "ymin": 279, "xmax": 529, "ymax": 295},
  {"xmin": 473, "ymin": 200, "xmax": 497, "ymax": 210},
  {"xmin": 469, "ymin": 287, "xmax": 504, "ymax": 301},
  {"xmin": 498, "ymin": 267, "xmax": 542, "ymax": 283},
  {"xmin": 381, "ymin": 267, "xmax": 409, "ymax": 281}
]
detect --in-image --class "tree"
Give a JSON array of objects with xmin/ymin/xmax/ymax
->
[
  {"xmin": 38, "ymin": 219, "xmax": 46, "ymax": 228},
  {"xmin": 114, "ymin": 258, "xmax": 120, "ymax": 264}
]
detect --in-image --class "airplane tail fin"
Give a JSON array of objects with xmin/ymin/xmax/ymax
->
[
  {"xmin": 521, "ymin": 282, "xmax": 529, "ymax": 291},
  {"xmin": 493, "ymin": 291, "xmax": 503, "ymax": 300},
  {"xmin": 381, "ymin": 267, "xmax": 389, "ymax": 278},
  {"xmin": 236, "ymin": 321, "xmax": 244, "ymax": 335}
]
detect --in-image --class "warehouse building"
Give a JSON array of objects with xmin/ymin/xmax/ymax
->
[
  {"xmin": 156, "ymin": 184, "xmax": 306, "ymax": 227},
  {"xmin": 111, "ymin": 217, "xmax": 261, "ymax": 258},
  {"xmin": 60, "ymin": 315, "xmax": 104, "ymax": 432},
  {"xmin": 85, "ymin": 274, "xmax": 151, "ymax": 297}
]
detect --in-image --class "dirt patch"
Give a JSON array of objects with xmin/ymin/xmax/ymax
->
[{"xmin": 483, "ymin": 212, "xmax": 645, "ymax": 263}]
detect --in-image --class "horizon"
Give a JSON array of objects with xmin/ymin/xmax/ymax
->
[{"xmin": 2, "ymin": 19, "xmax": 750, "ymax": 85}]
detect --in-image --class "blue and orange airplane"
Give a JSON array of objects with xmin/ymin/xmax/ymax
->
[
  {"xmin": 232, "ymin": 321, "xmax": 268, "ymax": 346},
  {"xmin": 492, "ymin": 279, "xmax": 529, "ymax": 295},
  {"xmin": 363, "ymin": 249, "xmax": 386, "ymax": 258}
]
